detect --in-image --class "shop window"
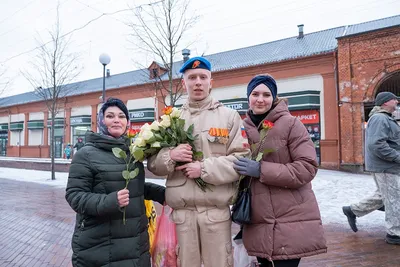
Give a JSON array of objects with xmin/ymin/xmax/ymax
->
[
  {"xmin": 28, "ymin": 129, "xmax": 43, "ymax": 146},
  {"xmin": 10, "ymin": 130, "xmax": 24, "ymax": 146}
]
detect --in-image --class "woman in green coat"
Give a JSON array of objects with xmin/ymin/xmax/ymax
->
[{"xmin": 65, "ymin": 98, "xmax": 165, "ymax": 267}]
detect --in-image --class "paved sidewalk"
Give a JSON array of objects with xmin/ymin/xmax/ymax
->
[{"xmin": 0, "ymin": 178, "xmax": 399, "ymax": 267}]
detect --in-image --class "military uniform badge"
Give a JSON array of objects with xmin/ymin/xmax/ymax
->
[{"xmin": 208, "ymin": 127, "xmax": 229, "ymax": 144}]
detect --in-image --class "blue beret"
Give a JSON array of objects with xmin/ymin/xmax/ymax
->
[
  {"xmin": 179, "ymin": 56, "xmax": 211, "ymax": 73},
  {"xmin": 247, "ymin": 75, "xmax": 277, "ymax": 100}
]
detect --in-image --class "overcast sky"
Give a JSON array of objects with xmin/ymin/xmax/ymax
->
[{"xmin": 0, "ymin": 0, "xmax": 399, "ymax": 97}]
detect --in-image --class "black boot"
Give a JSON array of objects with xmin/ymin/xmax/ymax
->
[
  {"xmin": 386, "ymin": 234, "xmax": 400, "ymax": 245},
  {"xmin": 342, "ymin": 206, "xmax": 358, "ymax": 232}
]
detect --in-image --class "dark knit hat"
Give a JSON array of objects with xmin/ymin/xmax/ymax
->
[
  {"xmin": 247, "ymin": 75, "xmax": 277, "ymax": 100},
  {"xmin": 375, "ymin": 92, "xmax": 398, "ymax": 106},
  {"xmin": 100, "ymin": 97, "xmax": 129, "ymax": 120}
]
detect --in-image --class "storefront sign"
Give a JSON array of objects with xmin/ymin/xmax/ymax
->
[
  {"xmin": 221, "ymin": 98, "xmax": 248, "ymax": 115},
  {"xmin": 290, "ymin": 110, "xmax": 320, "ymax": 124},
  {"xmin": 70, "ymin": 116, "xmax": 91, "ymax": 126},
  {"xmin": 129, "ymin": 108, "xmax": 155, "ymax": 122}
]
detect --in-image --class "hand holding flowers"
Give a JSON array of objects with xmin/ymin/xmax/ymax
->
[{"xmin": 128, "ymin": 106, "xmax": 212, "ymax": 192}]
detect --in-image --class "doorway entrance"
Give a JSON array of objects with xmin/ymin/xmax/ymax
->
[{"xmin": 364, "ymin": 71, "xmax": 400, "ymax": 122}]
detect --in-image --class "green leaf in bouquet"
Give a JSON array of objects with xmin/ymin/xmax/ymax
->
[
  {"xmin": 133, "ymin": 148, "xmax": 144, "ymax": 161},
  {"xmin": 160, "ymin": 141, "xmax": 170, "ymax": 147},
  {"xmin": 144, "ymin": 147, "xmax": 158, "ymax": 155},
  {"xmin": 255, "ymin": 152, "xmax": 264, "ymax": 162},
  {"xmin": 177, "ymin": 118, "xmax": 185, "ymax": 129},
  {"xmin": 159, "ymin": 127, "xmax": 166, "ymax": 136},
  {"xmin": 122, "ymin": 170, "xmax": 130, "ymax": 180},
  {"xmin": 187, "ymin": 133, "xmax": 195, "ymax": 141},
  {"xmin": 193, "ymin": 151, "xmax": 204, "ymax": 161},
  {"xmin": 154, "ymin": 133, "xmax": 163, "ymax": 141},
  {"xmin": 129, "ymin": 168, "xmax": 139, "ymax": 179},
  {"xmin": 170, "ymin": 140, "xmax": 177, "ymax": 147},
  {"xmin": 112, "ymin": 147, "xmax": 127, "ymax": 159},
  {"xmin": 262, "ymin": 148, "xmax": 275, "ymax": 154},
  {"xmin": 166, "ymin": 128, "xmax": 174, "ymax": 137},
  {"xmin": 147, "ymin": 136, "xmax": 156, "ymax": 144},
  {"xmin": 187, "ymin": 124, "xmax": 194, "ymax": 135}
]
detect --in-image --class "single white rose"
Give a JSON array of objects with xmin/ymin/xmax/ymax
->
[
  {"xmin": 150, "ymin": 121, "xmax": 160, "ymax": 131},
  {"xmin": 133, "ymin": 137, "xmax": 146, "ymax": 147},
  {"xmin": 141, "ymin": 123, "xmax": 151, "ymax": 131},
  {"xmin": 159, "ymin": 115, "xmax": 171, "ymax": 128},
  {"xmin": 170, "ymin": 108, "xmax": 181, "ymax": 118},
  {"xmin": 151, "ymin": 141, "xmax": 161, "ymax": 148},
  {"xmin": 141, "ymin": 129, "xmax": 154, "ymax": 141}
]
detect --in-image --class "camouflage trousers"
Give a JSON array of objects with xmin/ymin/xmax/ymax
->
[
  {"xmin": 350, "ymin": 173, "xmax": 384, "ymax": 217},
  {"xmin": 375, "ymin": 173, "xmax": 400, "ymax": 236}
]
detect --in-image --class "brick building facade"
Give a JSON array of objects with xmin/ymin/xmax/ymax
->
[
  {"xmin": 0, "ymin": 15, "xmax": 399, "ymax": 171},
  {"xmin": 338, "ymin": 25, "xmax": 400, "ymax": 171}
]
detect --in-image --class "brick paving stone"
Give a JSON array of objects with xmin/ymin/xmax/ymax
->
[{"xmin": 1, "ymin": 178, "xmax": 399, "ymax": 267}]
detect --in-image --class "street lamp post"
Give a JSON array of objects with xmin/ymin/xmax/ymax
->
[{"xmin": 99, "ymin": 53, "xmax": 111, "ymax": 103}]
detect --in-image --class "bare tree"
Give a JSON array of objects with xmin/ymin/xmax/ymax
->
[
  {"xmin": 0, "ymin": 67, "xmax": 11, "ymax": 96},
  {"xmin": 127, "ymin": 0, "xmax": 198, "ymax": 107},
  {"xmin": 22, "ymin": 7, "xmax": 81, "ymax": 180}
]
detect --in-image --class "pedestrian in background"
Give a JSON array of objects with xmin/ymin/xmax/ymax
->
[
  {"xmin": 343, "ymin": 92, "xmax": 400, "ymax": 245},
  {"xmin": 64, "ymin": 144, "xmax": 72, "ymax": 160}
]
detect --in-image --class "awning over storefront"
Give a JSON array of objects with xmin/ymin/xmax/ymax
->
[
  {"xmin": 0, "ymin": 123, "xmax": 8, "ymax": 131},
  {"xmin": 47, "ymin": 118, "xmax": 65, "ymax": 128},
  {"xmin": 279, "ymin": 90, "xmax": 320, "ymax": 111},
  {"xmin": 27, "ymin": 120, "xmax": 44, "ymax": 129},
  {"xmin": 10, "ymin": 121, "xmax": 23, "ymax": 131}
]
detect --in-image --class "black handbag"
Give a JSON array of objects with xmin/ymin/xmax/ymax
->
[{"xmin": 231, "ymin": 178, "xmax": 252, "ymax": 225}]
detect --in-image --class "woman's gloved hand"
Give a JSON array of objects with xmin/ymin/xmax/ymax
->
[{"xmin": 233, "ymin": 158, "xmax": 260, "ymax": 178}]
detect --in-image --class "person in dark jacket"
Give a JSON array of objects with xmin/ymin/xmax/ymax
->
[
  {"xmin": 65, "ymin": 98, "xmax": 165, "ymax": 267},
  {"xmin": 233, "ymin": 75, "xmax": 327, "ymax": 267},
  {"xmin": 74, "ymin": 137, "xmax": 85, "ymax": 151}
]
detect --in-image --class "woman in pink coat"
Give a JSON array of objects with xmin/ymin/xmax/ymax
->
[{"xmin": 233, "ymin": 75, "xmax": 327, "ymax": 267}]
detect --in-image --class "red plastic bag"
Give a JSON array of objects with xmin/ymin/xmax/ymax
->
[{"xmin": 151, "ymin": 206, "xmax": 178, "ymax": 267}]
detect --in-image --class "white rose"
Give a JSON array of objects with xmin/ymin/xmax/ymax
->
[
  {"xmin": 133, "ymin": 137, "xmax": 146, "ymax": 147},
  {"xmin": 150, "ymin": 121, "xmax": 160, "ymax": 131},
  {"xmin": 141, "ymin": 123, "xmax": 151, "ymax": 131},
  {"xmin": 141, "ymin": 129, "xmax": 154, "ymax": 141},
  {"xmin": 151, "ymin": 141, "xmax": 161, "ymax": 148},
  {"xmin": 159, "ymin": 115, "xmax": 171, "ymax": 128},
  {"xmin": 170, "ymin": 108, "xmax": 181, "ymax": 118}
]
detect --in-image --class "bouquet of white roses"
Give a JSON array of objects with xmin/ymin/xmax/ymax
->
[{"xmin": 131, "ymin": 106, "xmax": 211, "ymax": 192}]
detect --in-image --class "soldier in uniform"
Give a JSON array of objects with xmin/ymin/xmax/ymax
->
[{"xmin": 148, "ymin": 56, "xmax": 250, "ymax": 266}]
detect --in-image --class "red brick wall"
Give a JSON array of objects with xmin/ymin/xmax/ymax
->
[{"xmin": 338, "ymin": 26, "xmax": 400, "ymax": 169}]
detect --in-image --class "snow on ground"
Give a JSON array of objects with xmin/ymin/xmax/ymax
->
[{"xmin": 0, "ymin": 167, "xmax": 384, "ymax": 228}]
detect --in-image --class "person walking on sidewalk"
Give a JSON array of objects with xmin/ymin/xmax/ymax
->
[
  {"xmin": 342, "ymin": 175, "xmax": 385, "ymax": 232},
  {"xmin": 233, "ymin": 75, "xmax": 327, "ymax": 267},
  {"xmin": 343, "ymin": 92, "xmax": 400, "ymax": 245},
  {"xmin": 148, "ymin": 56, "xmax": 250, "ymax": 267}
]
